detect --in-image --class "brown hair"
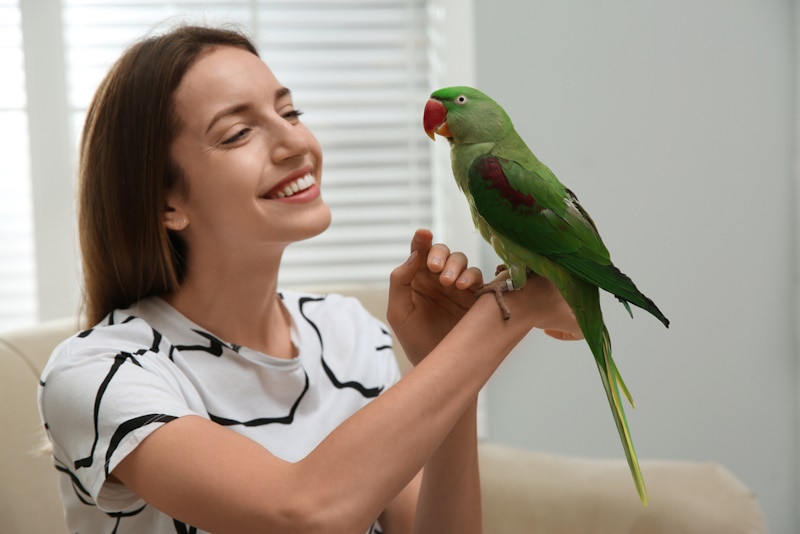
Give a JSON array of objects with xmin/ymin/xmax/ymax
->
[{"xmin": 79, "ymin": 25, "xmax": 259, "ymax": 325}]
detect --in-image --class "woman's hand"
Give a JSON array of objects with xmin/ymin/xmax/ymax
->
[
  {"xmin": 388, "ymin": 229, "xmax": 584, "ymax": 365},
  {"xmin": 387, "ymin": 229, "xmax": 483, "ymax": 364}
]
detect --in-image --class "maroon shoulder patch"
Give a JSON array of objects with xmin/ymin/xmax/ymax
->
[{"xmin": 475, "ymin": 157, "xmax": 539, "ymax": 209}]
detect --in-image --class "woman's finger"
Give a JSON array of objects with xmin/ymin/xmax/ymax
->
[
  {"xmin": 455, "ymin": 266, "xmax": 483, "ymax": 289},
  {"xmin": 410, "ymin": 228, "xmax": 434, "ymax": 259},
  {"xmin": 388, "ymin": 229, "xmax": 432, "ymax": 324},
  {"xmin": 426, "ymin": 242, "xmax": 451, "ymax": 274},
  {"xmin": 437, "ymin": 251, "xmax": 468, "ymax": 286},
  {"xmin": 543, "ymin": 329, "xmax": 584, "ymax": 341}
]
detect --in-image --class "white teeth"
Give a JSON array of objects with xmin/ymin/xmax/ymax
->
[{"xmin": 272, "ymin": 174, "xmax": 315, "ymax": 199}]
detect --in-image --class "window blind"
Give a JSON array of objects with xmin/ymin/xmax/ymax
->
[
  {"xmin": 61, "ymin": 0, "xmax": 434, "ymax": 290},
  {"xmin": 0, "ymin": 0, "xmax": 38, "ymax": 330}
]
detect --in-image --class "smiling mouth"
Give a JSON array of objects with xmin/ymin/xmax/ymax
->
[{"xmin": 266, "ymin": 174, "xmax": 316, "ymax": 199}]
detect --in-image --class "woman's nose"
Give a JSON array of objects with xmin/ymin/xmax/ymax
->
[{"xmin": 271, "ymin": 119, "xmax": 310, "ymax": 162}]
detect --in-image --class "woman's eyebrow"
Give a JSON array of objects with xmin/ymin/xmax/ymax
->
[
  {"xmin": 276, "ymin": 87, "xmax": 292, "ymax": 100},
  {"xmin": 204, "ymin": 88, "xmax": 293, "ymax": 134},
  {"xmin": 205, "ymin": 101, "xmax": 254, "ymax": 134}
]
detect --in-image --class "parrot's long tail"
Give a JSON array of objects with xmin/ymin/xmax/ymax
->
[{"xmin": 573, "ymin": 284, "xmax": 649, "ymax": 506}]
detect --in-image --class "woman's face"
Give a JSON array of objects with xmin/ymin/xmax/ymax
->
[{"xmin": 168, "ymin": 45, "xmax": 330, "ymax": 260}]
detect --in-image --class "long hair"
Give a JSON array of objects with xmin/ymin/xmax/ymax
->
[{"xmin": 79, "ymin": 25, "xmax": 259, "ymax": 325}]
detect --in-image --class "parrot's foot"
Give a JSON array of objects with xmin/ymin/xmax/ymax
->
[
  {"xmin": 478, "ymin": 266, "xmax": 539, "ymax": 320},
  {"xmin": 477, "ymin": 270, "xmax": 515, "ymax": 321}
]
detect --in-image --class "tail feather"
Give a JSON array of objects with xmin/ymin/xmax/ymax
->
[
  {"xmin": 518, "ymin": 253, "xmax": 649, "ymax": 504},
  {"xmin": 594, "ymin": 325, "xmax": 648, "ymax": 505},
  {"xmin": 617, "ymin": 297, "xmax": 634, "ymax": 320},
  {"xmin": 610, "ymin": 354, "xmax": 635, "ymax": 408},
  {"xmin": 574, "ymin": 289, "xmax": 649, "ymax": 506}
]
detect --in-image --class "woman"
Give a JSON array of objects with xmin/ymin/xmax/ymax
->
[{"xmin": 38, "ymin": 25, "xmax": 580, "ymax": 533}]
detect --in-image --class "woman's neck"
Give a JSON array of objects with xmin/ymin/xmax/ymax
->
[{"xmin": 163, "ymin": 254, "xmax": 297, "ymax": 359}]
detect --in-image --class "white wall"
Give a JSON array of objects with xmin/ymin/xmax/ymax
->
[{"xmin": 470, "ymin": 2, "xmax": 797, "ymax": 532}]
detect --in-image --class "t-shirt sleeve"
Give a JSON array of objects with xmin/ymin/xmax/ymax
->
[{"xmin": 38, "ymin": 319, "xmax": 201, "ymax": 513}]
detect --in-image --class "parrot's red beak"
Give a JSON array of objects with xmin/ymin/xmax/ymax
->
[{"xmin": 423, "ymin": 99, "xmax": 452, "ymax": 140}]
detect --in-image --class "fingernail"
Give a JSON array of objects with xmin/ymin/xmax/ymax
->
[
  {"xmin": 430, "ymin": 256, "xmax": 443, "ymax": 267},
  {"xmin": 443, "ymin": 269, "xmax": 455, "ymax": 279}
]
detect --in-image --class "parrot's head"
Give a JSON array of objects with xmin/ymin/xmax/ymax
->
[{"xmin": 423, "ymin": 86, "xmax": 513, "ymax": 145}]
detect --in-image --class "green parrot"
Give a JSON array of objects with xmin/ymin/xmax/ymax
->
[{"xmin": 423, "ymin": 86, "xmax": 669, "ymax": 506}]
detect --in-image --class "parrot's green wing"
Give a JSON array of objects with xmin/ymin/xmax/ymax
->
[{"xmin": 467, "ymin": 153, "xmax": 669, "ymax": 328}]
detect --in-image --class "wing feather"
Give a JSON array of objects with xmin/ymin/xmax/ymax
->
[{"xmin": 468, "ymin": 154, "xmax": 669, "ymax": 327}]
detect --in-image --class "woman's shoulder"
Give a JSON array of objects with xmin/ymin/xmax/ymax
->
[{"xmin": 43, "ymin": 301, "xmax": 171, "ymax": 376}]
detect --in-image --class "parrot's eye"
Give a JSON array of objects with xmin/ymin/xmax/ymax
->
[{"xmin": 456, "ymin": 95, "xmax": 468, "ymax": 105}]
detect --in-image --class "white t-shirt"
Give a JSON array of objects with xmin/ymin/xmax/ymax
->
[{"xmin": 38, "ymin": 290, "xmax": 400, "ymax": 533}]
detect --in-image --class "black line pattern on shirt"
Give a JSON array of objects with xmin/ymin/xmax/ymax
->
[
  {"xmin": 207, "ymin": 369, "xmax": 310, "ymax": 427},
  {"xmin": 172, "ymin": 329, "xmax": 228, "ymax": 357},
  {"xmin": 77, "ymin": 309, "xmax": 134, "ymax": 338},
  {"xmin": 44, "ymin": 315, "xmax": 226, "ymax": 531},
  {"xmin": 54, "ymin": 454, "xmax": 149, "ymax": 530},
  {"xmin": 47, "ymin": 322, "xmax": 169, "ymax": 530},
  {"xmin": 169, "ymin": 324, "xmax": 311, "ymax": 427},
  {"xmin": 54, "ymin": 456, "xmax": 93, "ymax": 505},
  {"xmin": 107, "ymin": 504, "xmax": 149, "ymax": 534},
  {"xmin": 104, "ymin": 413, "xmax": 178, "ymax": 477},
  {"xmin": 74, "ymin": 350, "xmax": 145, "ymax": 470},
  {"xmin": 298, "ymin": 296, "xmax": 384, "ymax": 398},
  {"xmin": 173, "ymin": 519, "xmax": 198, "ymax": 534},
  {"xmin": 63, "ymin": 319, "xmax": 167, "ymax": 472},
  {"xmin": 108, "ymin": 504, "xmax": 148, "ymax": 519},
  {"xmin": 376, "ymin": 326, "xmax": 394, "ymax": 352}
]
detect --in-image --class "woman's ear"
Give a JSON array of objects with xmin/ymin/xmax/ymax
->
[
  {"xmin": 163, "ymin": 192, "xmax": 189, "ymax": 231},
  {"xmin": 164, "ymin": 211, "xmax": 189, "ymax": 231}
]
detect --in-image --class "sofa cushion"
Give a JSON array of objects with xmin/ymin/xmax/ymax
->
[
  {"xmin": 479, "ymin": 443, "xmax": 766, "ymax": 533},
  {"xmin": 0, "ymin": 319, "xmax": 77, "ymax": 534}
]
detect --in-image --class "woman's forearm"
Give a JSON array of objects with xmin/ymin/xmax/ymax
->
[
  {"xmin": 298, "ymin": 294, "xmax": 530, "ymax": 531},
  {"xmin": 112, "ymin": 295, "xmax": 529, "ymax": 534},
  {"xmin": 413, "ymin": 398, "xmax": 481, "ymax": 533}
]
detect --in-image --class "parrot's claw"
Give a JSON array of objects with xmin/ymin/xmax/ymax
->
[
  {"xmin": 494, "ymin": 263, "xmax": 509, "ymax": 276},
  {"xmin": 477, "ymin": 270, "xmax": 515, "ymax": 320}
]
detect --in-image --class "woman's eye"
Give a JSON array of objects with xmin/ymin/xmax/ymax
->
[
  {"xmin": 283, "ymin": 109, "xmax": 304, "ymax": 122},
  {"xmin": 221, "ymin": 128, "xmax": 251, "ymax": 145}
]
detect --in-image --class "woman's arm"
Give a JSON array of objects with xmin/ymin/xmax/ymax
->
[
  {"xmin": 383, "ymin": 229, "xmax": 581, "ymax": 533},
  {"xmin": 112, "ymin": 232, "xmax": 579, "ymax": 534},
  {"xmin": 413, "ymin": 398, "xmax": 481, "ymax": 533},
  {"xmin": 113, "ymin": 293, "xmax": 534, "ymax": 534}
]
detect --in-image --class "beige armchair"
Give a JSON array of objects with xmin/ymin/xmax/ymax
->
[{"xmin": 1, "ymin": 286, "xmax": 766, "ymax": 533}]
